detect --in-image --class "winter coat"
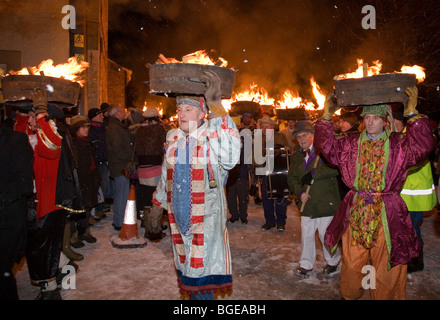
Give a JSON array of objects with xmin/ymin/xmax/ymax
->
[
  {"xmin": 287, "ymin": 146, "xmax": 341, "ymax": 218},
  {"xmin": 314, "ymin": 116, "xmax": 436, "ymax": 267},
  {"xmin": 106, "ymin": 117, "xmax": 135, "ymax": 178},
  {"xmin": 89, "ymin": 121, "xmax": 107, "ymax": 163},
  {"xmin": 0, "ymin": 126, "xmax": 34, "ymax": 267},
  {"xmin": 153, "ymin": 115, "xmax": 240, "ymax": 296},
  {"xmin": 73, "ymin": 136, "xmax": 101, "ymax": 210},
  {"xmin": 55, "ymin": 122, "xmax": 85, "ymax": 214},
  {"xmin": 135, "ymin": 122, "xmax": 166, "ymax": 186}
]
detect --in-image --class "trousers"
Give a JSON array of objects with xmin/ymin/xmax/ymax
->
[
  {"xmin": 299, "ymin": 216, "xmax": 340, "ymax": 270},
  {"xmin": 340, "ymin": 225, "xmax": 407, "ymax": 300}
]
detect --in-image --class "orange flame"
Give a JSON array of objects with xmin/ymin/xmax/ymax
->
[
  {"xmin": 11, "ymin": 57, "xmax": 89, "ymax": 86},
  {"xmin": 223, "ymin": 83, "xmax": 275, "ymax": 112},
  {"xmin": 277, "ymin": 90, "xmax": 304, "ymax": 109},
  {"xmin": 310, "ymin": 77, "xmax": 325, "ymax": 110},
  {"xmin": 400, "ymin": 65, "xmax": 426, "ymax": 83},
  {"xmin": 161, "ymin": 50, "xmax": 228, "ymax": 68},
  {"xmin": 335, "ymin": 59, "xmax": 382, "ymax": 80}
]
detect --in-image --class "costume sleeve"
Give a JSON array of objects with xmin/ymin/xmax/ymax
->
[
  {"xmin": 35, "ymin": 117, "xmax": 62, "ymax": 159},
  {"xmin": 313, "ymin": 119, "xmax": 343, "ymax": 167},
  {"xmin": 401, "ymin": 116, "xmax": 436, "ymax": 169},
  {"xmin": 207, "ymin": 114, "xmax": 241, "ymax": 170},
  {"xmin": 14, "ymin": 114, "xmax": 30, "ymax": 133}
]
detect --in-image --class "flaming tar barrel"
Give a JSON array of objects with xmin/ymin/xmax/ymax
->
[
  {"xmin": 229, "ymin": 100, "xmax": 261, "ymax": 119},
  {"xmin": 148, "ymin": 63, "xmax": 236, "ymax": 99},
  {"xmin": 275, "ymin": 107, "xmax": 309, "ymax": 121},
  {"xmin": 334, "ymin": 73, "xmax": 417, "ymax": 107},
  {"xmin": 1, "ymin": 74, "xmax": 81, "ymax": 108}
]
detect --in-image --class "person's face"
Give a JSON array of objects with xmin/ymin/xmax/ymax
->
[
  {"xmin": 114, "ymin": 107, "xmax": 126, "ymax": 121},
  {"xmin": 288, "ymin": 120, "xmax": 296, "ymax": 130},
  {"xmin": 242, "ymin": 115, "xmax": 252, "ymax": 126},
  {"xmin": 27, "ymin": 111, "xmax": 37, "ymax": 132},
  {"xmin": 177, "ymin": 104, "xmax": 204, "ymax": 134},
  {"xmin": 295, "ymin": 132, "xmax": 314, "ymax": 150},
  {"xmin": 77, "ymin": 125, "xmax": 90, "ymax": 137},
  {"xmin": 260, "ymin": 122, "xmax": 274, "ymax": 135},
  {"xmin": 339, "ymin": 119, "xmax": 353, "ymax": 133},
  {"xmin": 364, "ymin": 114, "xmax": 385, "ymax": 138},
  {"xmin": 394, "ymin": 119, "xmax": 405, "ymax": 133}
]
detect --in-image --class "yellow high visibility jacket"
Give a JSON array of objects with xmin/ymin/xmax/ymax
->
[{"xmin": 401, "ymin": 159, "xmax": 437, "ymax": 211}]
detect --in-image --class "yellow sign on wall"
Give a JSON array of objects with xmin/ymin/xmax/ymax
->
[
  {"xmin": 74, "ymin": 34, "xmax": 84, "ymax": 48},
  {"xmin": 75, "ymin": 53, "xmax": 85, "ymax": 64}
]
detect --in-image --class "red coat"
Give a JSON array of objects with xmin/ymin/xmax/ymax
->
[{"xmin": 34, "ymin": 117, "xmax": 62, "ymax": 219}]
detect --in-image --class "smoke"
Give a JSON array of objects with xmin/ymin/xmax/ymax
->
[
  {"xmin": 109, "ymin": 0, "xmax": 440, "ymax": 112},
  {"xmin": 109, "ymin": 0, "xmax": 345, "ymax": 108}
]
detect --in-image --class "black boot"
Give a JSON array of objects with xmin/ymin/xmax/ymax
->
[
  {"xmin": 408, "ymin": 248, "xmax": 424, "ymax": 273},
  {"xmin": 36, "ymin": 280, "xmax": 62, "ymax": 300}
]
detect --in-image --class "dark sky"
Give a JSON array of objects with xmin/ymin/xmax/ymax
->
[{"xmin": 108, "ymin": 0, "xmax": 440, "ymax": 115}]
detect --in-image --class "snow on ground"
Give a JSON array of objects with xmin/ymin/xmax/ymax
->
[{"xmin": 14, "ymin": 201, "xmax": 440, "ymax": 300}]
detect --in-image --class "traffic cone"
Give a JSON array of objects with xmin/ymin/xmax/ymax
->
[{"xmin": 111, "ymin": 184, "xmax": 148, "ymax": 249}]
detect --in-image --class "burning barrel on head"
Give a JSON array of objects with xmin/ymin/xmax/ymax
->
[
  {"xmin": 334, "ymin": 73, "xmax": 417, "ymax": 109},
  {"xmin": 1, "ymin": 74, "xmax": 81, "ymax": 110},
  {"xmin": 1, "ymin": 57, "xmax": 88, "ymax": 111}
]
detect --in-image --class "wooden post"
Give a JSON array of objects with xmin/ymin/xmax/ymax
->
[{"xmin": 363, "ymin": 63, "xmax": 368, "ymax": 77}]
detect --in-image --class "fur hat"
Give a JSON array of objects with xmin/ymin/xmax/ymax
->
[
  {"xmin": 70, "ymin": 115, "xmax": 89, "ymax": 128},
  {"xmin": 143, "ymin": 108, "xmax": 160, "ymax": 118},
  {"xmin": 258, "ymin": 116, "xmax": 276, "ymax": 126},
  {"xmin": 292, "ymin": 120, "xmax": 314, "ymax": 137}
]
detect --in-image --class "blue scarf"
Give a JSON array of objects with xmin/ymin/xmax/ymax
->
[{"xmin": 172, "ymin": 136, "xmax": 194, "ymax": 234}]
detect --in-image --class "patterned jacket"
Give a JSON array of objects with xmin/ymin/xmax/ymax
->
[
  {"xmin": 314, "ymin": 116, "xmax": 436, "ymax": 267},
  {"xmin": 153, "ymin": 114, "xmax": 240, "ymax": 296}
]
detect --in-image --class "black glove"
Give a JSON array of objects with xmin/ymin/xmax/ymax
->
[{"xmin": 301, "ymin": 171, "xmax": 313, "ymax": 186}]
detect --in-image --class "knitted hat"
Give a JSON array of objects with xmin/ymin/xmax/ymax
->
[
  {"xmin": 88, "ymin": 108, "xmax": 102, "ymax": 120},
  {"xmin": 360, "ymin": 104, "xmax": 389, "ymax": 118},
  {"xmin": 176, "ymin": 96, "xmax": 207, "ymax": 115},
  {"xmin": 70, "ymin": 115, "xmax": 89, "ymax": 128}
]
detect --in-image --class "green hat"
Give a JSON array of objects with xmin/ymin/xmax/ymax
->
[{"xmin": 360, "ymin": 104, "xmax": 390, "ymax": 118}]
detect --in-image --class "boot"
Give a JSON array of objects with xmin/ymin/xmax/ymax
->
[
  {"xmin": 78, "ymin": 227, "xmax": 97, "ymax": 244},
  {"xmin": 35, "ymin": 280, "xmax": 62, "ymax": 300},
  {"xmin": 70, "ymin": 231, "xmax": 85, "ymax": 248},
  {"xmin": 62, "ymin": 221, "xmax": 84, "ymax": 261},
  {"xmin": 145, "ymin": 231, "xmax": 166, "ymax": 242},
  {"xmin": 140, "ymin": 206, "xmax": 151, "ymax": 228},
  {"xmin": 408, "ymin": 248, "xmax": 424, "ymax": 273}
]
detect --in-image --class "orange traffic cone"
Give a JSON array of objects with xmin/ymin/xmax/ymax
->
[{"xmin": 111, "ymin": 184, "xmax": 147, "ymax": 249}]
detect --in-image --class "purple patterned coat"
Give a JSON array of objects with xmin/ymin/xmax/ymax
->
[{"xmin": 314, "ymin": 116, "xmax": 436, "ymax": 267}]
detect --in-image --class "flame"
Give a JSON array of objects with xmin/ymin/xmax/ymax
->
[
  {"xmin": 11, "ymin": 57, "xmax": 89, "ymax": 86},
  {"xmin": 335, "ymin": 59, "xmax": 383, "ymax": 80},
  {"xmin": 223, "ymin": 83, "xmax": 275, "ymax": 112},
  {"xmin": 160, "ymin": 50, "xmax": 228, "ymax": 68},
  {"xmin": 400, "ymin": 65, "xmax": 426, "ymax": 83},
  {"xmin": 278, "ymin": 90, "xmax": 304, "ymax": 109},
  {"xmin": 310, "ymin": 77, "xmax": 325, "ymax": 110}
]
